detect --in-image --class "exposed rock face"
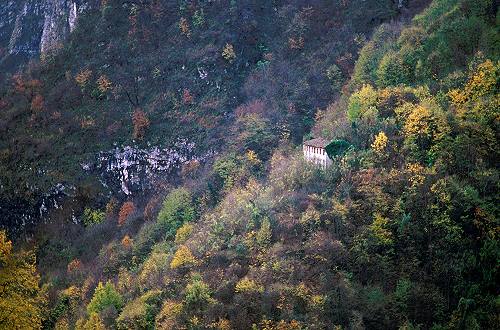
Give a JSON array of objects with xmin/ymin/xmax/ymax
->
[
  {"xmin": 40, "ymin": 0, "xmax": 92, "ymax": 54},
  {"xmin": 0, "ymin": 1, "xmax": 43, "ymax": 58},
  {"xmin": 0, "ymin": 0, "xmax": 94, "ymax": 70},
  {"xmin": 87, "ymin": 141, "xmax": 200, "ymax": 196},
  {"xmin": 2, "ymin": 140, "xmax": 209, "ymax": 237}
]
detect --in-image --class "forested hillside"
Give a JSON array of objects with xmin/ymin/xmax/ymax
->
[
  {"xmin": 0, "ymin": 0, "xmax": 402, "ymax": 234},
  {"xmin": 0, "ymin": 0, "xmax": 498, "ymax": 329}
]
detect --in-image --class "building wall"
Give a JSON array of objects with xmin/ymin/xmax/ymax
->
[{"xmin": 303, "ymin": 145, "xmax": 332, "ymax": 168}]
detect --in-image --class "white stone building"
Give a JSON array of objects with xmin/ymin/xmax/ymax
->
[{"xmin": 303, "ymin": 138, "xmax": 332, "ymax": 168}]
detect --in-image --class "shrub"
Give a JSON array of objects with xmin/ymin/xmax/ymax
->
[
  {"xmin": 0, "ymin": 230, "xmax": 46, "ymax": 329},
  {"xmin": 30, "ymin": 94, "xmax": 44, "ymax": 113},
  {"xmin": 193, "ymin": 9, "xmax": 205, "ymax": 27},
  {"xmin": 369, "ymin": 213, "xmax": 393, "ymax": 246},
  {"xmin": 75, "ymin": 69, "xmax": 92, "ymax": 89},
  {"xmin": 82, "ymin": 208, "xmax": 105, "ymax": 226},
  {"xmin": 325, "ymin": 139, "xmax": 351, "ymax": 158},
  {"xmin": 402, "ymin": 101, "xmax": 449, "ymax": 163},
  {"xmin": 131, "ymin": 222, "xmax": 167, "ymax": 261},
  {"xmin": 121, "ymin": 235, "xmax": 133, "ymax": 248},
  {"xmin": 213, "ymin": 154, "xmax": 241, "ymax": 191},
  {"xmin": 179, "ymin": 17, "xmax": 190, "ymax": 37},
  {"xmin": 233, "ymin": 113, "xmax": 277, "ymax": 160},
  {"xmin": 117, "ymin": 267, "xmax": 134, "ymax": 295},
  {"xmin": 132, "ymin": 109, "xmax": 150, "ymax": 140},
  {"xmin": 255, "ymin": 217, "xmax": 272, "ymax": 249},
  {"xmin": 105, "ymin": 197, "xmax": 118, "ymax": 217},
  {"xmin": 222, "ymin": 43, "xmax": 236, "ymax": 63},
  {"xmin": 96, "ymin": 75, "xmax": 112, "ymax": 96},
  {"xmin": 371, "ymin": 131, "xmax": 388, "ymax": 154},
  {"xmin": 182, "ymin": 88, "xmax": 193, "ymax": 105},
  {"xmin": 235, "ymin": 278, "xmax": 264, "ymax": 294},
  {"xmin": 67, "ymin": 258, "xmax": 83, "ymax": 273},
  {"xmin": 300, "ymin": 204, "xmax": 322, "ymax": 230},
  {"xmin": 143, "ymin": 197, "xmax": 160, "ymax": 221},
  {"xmin": 174, "ymin": 223, "xmax": 194, "ymax": 244}
]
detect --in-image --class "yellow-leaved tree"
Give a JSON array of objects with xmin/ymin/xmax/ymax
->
[
  {"xmin": 0, "ymin": 230, "xmax": 46, "ymax": 329},
  {"xmin": 372, "ymin": 131, "xmax": 388, "ymax": 154}
]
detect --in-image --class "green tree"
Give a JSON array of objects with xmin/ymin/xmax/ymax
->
[
  {"xmin": 326, "ymin": 64, "xmax": 344, "ymax": 92},
  {"xmin": 352, "ymin": 24, "xmax": 399, "ymax": 86},
  {"xmin": 376, "ymin": 51, "xmax": 411, "ymax": 87},
  {"xmin": 76, "ymin": 313, "xmax": 106, "ymax": 330},
  {"xmin": 256, "ymin": 217, "xmax": 272, "ymax": 249},
  {"xmin": 392, "ymin": 278, "xmax": 412, "ymax": 319},
  {"xmin": 87, "ymin": 281, "xmax": 124, "ymax": 315},
  {"xmin": 233, "ymin": 113, "xmax": 277, "ymax": 160},
  {"xmin": 184, "ymin": 274, "xmax": 214, "ymax": 313},
  {"xmin": 116, "ymin": 290, "xmax": 162, "ymax": 330},
  {"xmin": 347, "ymin": 84, "xmax": 378, "ymax": 122},
  {"xmin": 213, "ymin": 154, "xmax": 241, "ymax": 191},
  {"xmin": 82, "ymin": 207, "xmax": 105, "ymax": 226},
  {"xmin": 157, "ymin": 188, "xmax": 195, "ymax": 232}
]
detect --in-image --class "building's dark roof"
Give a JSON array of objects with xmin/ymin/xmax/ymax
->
[{"xmin": 303, "ymin": 138, "xmax": 329, "ymax": 148}]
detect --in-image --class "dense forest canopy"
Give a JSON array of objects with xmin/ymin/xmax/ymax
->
[{"xmin": 0, "ymin": 0, "xmax": 498, "ymax": 329}]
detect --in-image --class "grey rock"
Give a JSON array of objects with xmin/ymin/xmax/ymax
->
[{"xmin": 0, "ymin": 0, "xmax": 95, "ymax": 70}]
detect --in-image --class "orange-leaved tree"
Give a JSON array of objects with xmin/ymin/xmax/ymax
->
[
  {"xmin": 132, "ymin": 109, "xmax": 150, "ymax": 140},
  {"xmin": 118, "ymin": 201, "xmax": 136, "ymax": 226}
]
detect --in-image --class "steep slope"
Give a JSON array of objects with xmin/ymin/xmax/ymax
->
[
  {"xmin": 0, "ymin": 0, "xmax": 498, "ymax": 329},
  {"xmin": 0, "ymin": 0, "xmax": 401, "ymax": 236}
]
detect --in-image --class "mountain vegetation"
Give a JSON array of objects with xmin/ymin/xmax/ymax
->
[{"xmin": 0, "ymin": 0, "xmax": 498, "ymax": 329}]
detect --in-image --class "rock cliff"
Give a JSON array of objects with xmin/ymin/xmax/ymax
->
[{"xmin": 0, "ymin": 0, "xmax": 94, "ymax": 71}]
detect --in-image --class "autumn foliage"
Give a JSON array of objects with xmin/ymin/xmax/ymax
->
[
  {"xmin": 179, "ymin": 17, "xmax": 190, "ymax": 37},
  {"xmin": 96, "ymin": 75, "xmax": 112, "ymax": 95},
  {"xmin": 0, "ymin": 1, "xmax": 498, "ymax": 329},
  {"xmin": 182, "ymin": 88, "xmax": 193, "ymax": 105},
  {"xmin": 0, "ymin": 231, "xmax": 46, "ymax": 329},
  {"xmin": 118, "ymin": 201, "xmax": 135, "ymax": 226},
  {"xmin": 132, "ymin": 109, "xmax": 150, "ymax": 140},
  {"xmin": 67, "ymin": 258, "xmax": 83, "ymax": 273},
  {"xmin": 30, "ymin": 94, "xmax": 45, "ymax": 113},
  {"xmin": 75, "ymin": 68, "xmax": 92, "ymax": 88},
  {"xmin": 121, "ymin": 235, "xmax": 133, "ymax": 248},
  {"xmin": 170, "ymin": 245, "xmax": 197, "ymax": 269}
]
